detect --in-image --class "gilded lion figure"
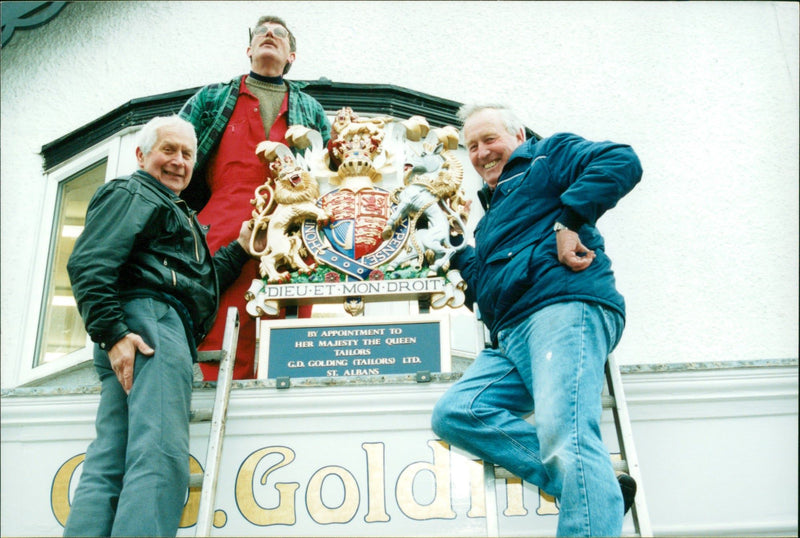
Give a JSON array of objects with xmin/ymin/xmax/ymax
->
[{"xmin": 249, "ymin": 142, "xmax": 331, "ymax": 284}]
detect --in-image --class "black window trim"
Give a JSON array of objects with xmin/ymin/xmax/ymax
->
[{"xmin": 40, "ymin": 78, "xmax": 539, "ymax": 171}]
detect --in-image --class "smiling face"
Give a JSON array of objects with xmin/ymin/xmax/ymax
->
[
  {"xmin": 247, "ymin": 22, "xmax": 295, "ymax": 76},
  {"xmin": 463, "ymin": 108, "xmax": 526, "ymax": 189},
  {"xmin": 136, "ymin": 123, "xmax": 196, "ymax": 195}
]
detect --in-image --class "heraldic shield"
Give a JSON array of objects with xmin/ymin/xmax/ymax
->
[
  {"xmin": 245, "ymin": 107, "xmax": 470, "ymax": 315},
  {"xmin": 302, "ymin": 188, "xmax": 409, "ymax": 281},
  {"xmin": 323, "ymin": 189, "xmax": 390, "ymax": 260}
]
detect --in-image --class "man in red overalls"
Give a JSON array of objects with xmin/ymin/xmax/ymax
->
[{"xmin": 180, "ymin": 16, "xmax": 331, "ymax": 379}]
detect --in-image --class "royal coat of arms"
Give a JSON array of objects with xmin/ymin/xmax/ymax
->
[{"xmin": 245, "ymin": 108, "xmax": 469, "ymax": 316}]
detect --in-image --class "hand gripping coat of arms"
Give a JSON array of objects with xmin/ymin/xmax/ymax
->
[{"xmin": 245, "ymin": 108, "xmax": 470, "ymax": 317}]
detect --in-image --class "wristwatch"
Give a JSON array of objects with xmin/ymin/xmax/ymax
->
[{"xmin": 553, "ymin": 222, "xmax": 570, "ymax": 233}]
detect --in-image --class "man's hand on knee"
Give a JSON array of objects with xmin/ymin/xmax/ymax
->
[{"xmin": 109, "ymin": 333, "xmax": 155, "ymax": 394}]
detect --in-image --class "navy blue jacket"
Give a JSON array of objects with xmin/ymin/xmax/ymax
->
[{"xmin": 454, "ymin": 133, "xmax": 642, "ymax": 344}]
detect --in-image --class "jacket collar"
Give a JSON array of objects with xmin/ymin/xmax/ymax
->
[
  {"xmin": 238, "ymin": 74, "xmax": 306, "ymax": 90},
  {"xmin": 477, "ymin": 137, "xmax": 540, "ymax": 210},
  {"xmin": 508, "ymin": 136, "xmax": 538, "ymax": 162},
  {"xmin": 132, "ymin": 169, "xmax": 182, "ymax": 200},
  {"xmin": 478, "ymin": 183, "xmax": 493, "ymax": 211}
]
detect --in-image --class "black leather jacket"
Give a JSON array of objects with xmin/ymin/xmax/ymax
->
[{"xmin": 67, "ymin": 170, "xmax": 250, "ymax": 352}]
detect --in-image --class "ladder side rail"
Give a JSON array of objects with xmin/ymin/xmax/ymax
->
[
  {"xmin": 483, "ymin": 461, "xmax": 500, "ymax": 537},
  {"xmin": 605, "ymin": 353, "xmax": 652, "ymax": 537},
  {"xmin": 195, "ymin": 307, "xmax": 239, "ymax": 537},
  {"xmin": 475, "ymin": 311, "xmax": 499, "ymax": 537}
]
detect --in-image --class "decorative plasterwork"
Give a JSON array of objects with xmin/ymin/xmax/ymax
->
[{"xmin": 1, "ymin": 1, "xmax": 67, "ymax": 47}]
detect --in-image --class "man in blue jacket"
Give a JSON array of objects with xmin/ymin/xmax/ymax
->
[{"xmin": 431, "ymin": 104, "xmax": 642, "ymax": 537}]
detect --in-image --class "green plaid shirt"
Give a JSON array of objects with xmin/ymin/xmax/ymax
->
[{"xmin": 179, "ymin": 75, "xmax": 331, "ymax": 171}]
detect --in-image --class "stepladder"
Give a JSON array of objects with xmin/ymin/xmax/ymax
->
[
  {"xmin": 188, "ymin": 307, "xmax": 239, "ymax": 537},
  {"xmin": 604, "ymin": 353, "xmax": 652, "ymax": 536},
  {"xmin": 482, "ymin": 352, "xmax": 652, "ymax": 537}
]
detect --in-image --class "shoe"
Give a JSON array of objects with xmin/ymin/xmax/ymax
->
[{"xmin": 617, "ymin": 473, "xmax": 637, "ymax": 515}]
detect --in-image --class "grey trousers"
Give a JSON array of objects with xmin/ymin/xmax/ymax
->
[{"xmin": 64, "ymin": 298, "xmax": 193, "ymax": 537}]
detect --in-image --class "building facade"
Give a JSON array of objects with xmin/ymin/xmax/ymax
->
[{"xmin": 1, "ymin": 2, "xmax": 798, "ymax": 536}]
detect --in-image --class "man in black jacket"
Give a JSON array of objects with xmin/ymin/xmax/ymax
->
[{"xmin": 63, "ymin": 116, "xmax": 254, "ymax": 537}]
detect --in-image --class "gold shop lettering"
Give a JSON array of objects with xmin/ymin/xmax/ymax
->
[
  {"xmin": 234, "ymin": 440, "xmax": 457, "ymax": 526},
  {"xmin": 51, "ymin": 440, "xmax": 559, "ymax": 528}
]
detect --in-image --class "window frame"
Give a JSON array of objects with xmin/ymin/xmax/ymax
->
[{"xmin": 18, "ymin": 129, "xmax": 141, "ymax": 386}]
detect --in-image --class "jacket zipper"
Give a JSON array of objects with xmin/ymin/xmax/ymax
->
[
  {"xmin": 186, "ymin": 214, "xmax": 200, "ymax": 262},
  {"xmin": 163, "ymin": 258, "xmax": 178, "ymax": 287},
  {"xmin": 175, "ymin": 199, "xmax": 201, "ymax": 262}
]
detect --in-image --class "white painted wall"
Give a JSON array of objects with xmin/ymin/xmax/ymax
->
[{"xmin": 2, "ymin": 1, "xmax": 798, "ymax": 385}]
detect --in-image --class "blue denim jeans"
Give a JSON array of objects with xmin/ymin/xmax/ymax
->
[
  {"xmin": 432, "ymin": 301, "xmax": 625, "ymax": 536},
  {"xmin": 64, "ymin": 298, "xmax": 193, "ymax": 537}
]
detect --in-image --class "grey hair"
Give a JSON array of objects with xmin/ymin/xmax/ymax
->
[
  {"xmin": 457, "ymin": 103, "xmax": 525, "ymax": 138},
  {"xmin": 137, "ymin": 115, "xmax": 197, "ymax": 157}
]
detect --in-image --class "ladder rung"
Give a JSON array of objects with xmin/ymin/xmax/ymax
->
[
  {"xmin": 493, "ymin": 466, "xmax": 518, "ymax": 480},
  {"xmin": 197, "ymin": 350, "xmax": 225, "ymax": 363},
  {"xmin": 493, "ymin": 458, "xmax": 628, "ymax": 481},
  {"xmin": 190, "ymin": 408, "xmax": 213, "ymax": 423},
  {"xmin": 188, "ymin": 472, "xmax": 204, "ymax": 489},
  {"xmin": 602, "ymin": 395, "xmax": 616, "ymax": 408}
]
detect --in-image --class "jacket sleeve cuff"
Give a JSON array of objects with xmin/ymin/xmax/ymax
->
[
  {"xmin": 226, "ymin": 240, "xmax": 251, "ymax": 266},
  {"xmin": 95, "ymin": 326, "xmax": 131, "ymax": 352},
  {"xmin": 556, "ymin": 206, "xmax": 587, "ymax": 231}
]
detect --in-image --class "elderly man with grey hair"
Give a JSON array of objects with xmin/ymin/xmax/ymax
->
[
  {"xmin": 432, "ymin": 103, "xmax": 642, "ymax": 537},
  {"xmin": 64, "ymin": 115, "xmax": 254, "ymax": 537}
]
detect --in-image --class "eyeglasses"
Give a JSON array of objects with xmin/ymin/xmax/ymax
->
[{"xmin": 250, "ymin": 25, "xmax": 289, "ymax": 40}]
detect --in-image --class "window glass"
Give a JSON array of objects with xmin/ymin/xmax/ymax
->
[{"xmin": 34, "ymin": 160, "xmax": 107, "ymax": 366}]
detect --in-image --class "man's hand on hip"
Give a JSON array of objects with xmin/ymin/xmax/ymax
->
[
  {"xmin": 108, "ymin": 333, "xmax": 155, "ymax": 394},
  {"xmin": 556, "ymin": 228, "xmax": 596, "ymax": 272}
]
